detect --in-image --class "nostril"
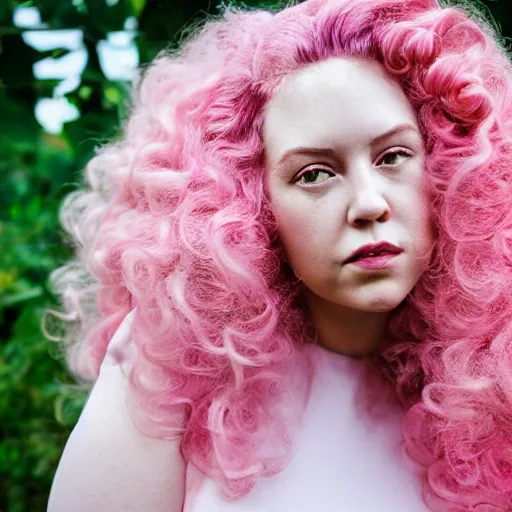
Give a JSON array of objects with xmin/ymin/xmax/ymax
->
[{"xmin": 378, "ymin": 211, "xmax": 391, "ymax": 222}]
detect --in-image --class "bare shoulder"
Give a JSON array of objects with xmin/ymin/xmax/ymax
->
[{"xmin": 47, "ymin": 312, "xmax": 186, "ymax": 512}]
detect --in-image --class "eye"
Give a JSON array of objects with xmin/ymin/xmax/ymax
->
[
  {"xmin": 296, "ymin": 168, "xmax": 335, "ymax": 186},
  {"xmin": 377, "ymin": 150, "xmax": 411, "ymax": 166}
]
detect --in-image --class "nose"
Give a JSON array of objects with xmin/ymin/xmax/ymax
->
[{"xmin": 346, "ymin": 170, "xmax": 390, "ymax": 227}]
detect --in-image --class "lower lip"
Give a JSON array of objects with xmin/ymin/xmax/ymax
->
[{"xmin": 348, "ymin": 253, "xmax": 401, "ymax": 269}]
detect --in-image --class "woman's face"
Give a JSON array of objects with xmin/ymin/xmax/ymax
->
[{"xmin": 263, "ymin": 57, "xmax": 434, "ymax": 313}]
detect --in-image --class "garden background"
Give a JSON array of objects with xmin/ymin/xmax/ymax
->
[{"xmin": 1, "ymin": 0, "xmax": 511, "ymax": 511}]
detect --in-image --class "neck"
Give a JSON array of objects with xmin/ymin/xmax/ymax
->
[{"xmin": 306, "ymin": 291, "xmax": 392, "ymax": 358}]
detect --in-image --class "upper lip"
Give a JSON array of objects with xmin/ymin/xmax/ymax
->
[{"xmin": 344, "ymin": 242, "xmax": 403, "ymax": 264}]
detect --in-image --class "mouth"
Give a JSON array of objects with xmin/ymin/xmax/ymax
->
[{"xmin": 344, "ymin": 242, "xmax": 404, "ymax": 265}]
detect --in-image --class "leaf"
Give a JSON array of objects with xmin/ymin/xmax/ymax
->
[
  {"xmin": 130, "ymin": 0, "xmax": 147, "ymax": 17},
  {"xmin": 0, "ymin": 286, "xmax": 43, "ymax": 308},
  {"xmin": 0, "ymin": 91, "xmax": 39, "ymax": 152},
  {"xmin": 104, "ymin": 84, "xmax": 122, "ymax": 105},
  {"xmin": 63, "ymin": 110, "xmax": 120, "ymax": 170},
  {"xmin": 0, "ymin": 1, "xmax": 10, "ymax": 25},
  {"xmin": 38, "ymin": 47, "xmax": 71, "ymax": 61},
  {"xmin": 0, "ymin": 33, "xmax": 40, "ymax": 87},
  {"xmin": 54, "ymin": 391, "xmax": 86, "ymax": 426}
]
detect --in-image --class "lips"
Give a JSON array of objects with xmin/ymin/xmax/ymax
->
[{"xmin": 344, "ymin": 242, "xmax": 403, "ymax": 264}]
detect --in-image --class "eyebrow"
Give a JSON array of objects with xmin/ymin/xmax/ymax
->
[{"xmin": 274, "ymin": 123, "xmax": 420, "ymax": 168}]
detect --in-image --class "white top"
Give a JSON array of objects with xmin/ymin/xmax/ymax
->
[{"xmin": 185, "ymin": 345, "xmax": 428, "ymax": 512}]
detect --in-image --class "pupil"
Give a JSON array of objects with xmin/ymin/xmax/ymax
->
[{"xmin": 305, "ymin": 171, "xmax": 320, "ymax": 182}]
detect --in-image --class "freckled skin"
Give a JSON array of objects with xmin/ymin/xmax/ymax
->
[{"xmin": 263, "ymin": 58, "xmax": 434, "ymax": 353}]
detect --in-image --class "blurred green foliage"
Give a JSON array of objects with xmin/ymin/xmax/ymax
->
[{"xmin": 0, "ymin": 0, "xmax": 510, "ymax": 511}]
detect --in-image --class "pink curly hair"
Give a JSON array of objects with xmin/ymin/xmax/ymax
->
[{"xmin": 49, "ymin": 0, "xmax": 512, "ymax": 509}]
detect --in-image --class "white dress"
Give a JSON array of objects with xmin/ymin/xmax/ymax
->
[{"xmin": 185, "ymin": 344, "xmax": 429, "ymax": 511}]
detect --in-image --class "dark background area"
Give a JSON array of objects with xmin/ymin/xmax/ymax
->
[{"xmin": 0, "ymin": 1, "xmax": 510, "ymax": 510}]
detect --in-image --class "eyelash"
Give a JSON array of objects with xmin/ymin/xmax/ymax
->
[
  {"xmin": 378, "ymin": 150, "xmax": 411, "ymax": 166},
  {"xmin": 294, "ymin": 150, "xmax": 412, "ymax": 186}
]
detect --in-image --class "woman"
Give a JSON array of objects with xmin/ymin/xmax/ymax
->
[{"xmin": 47, "ymin": 0, "xmax": 512, "ymax": 510}]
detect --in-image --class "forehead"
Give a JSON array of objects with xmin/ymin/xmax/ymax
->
[{"xmin": 263, "ymin": 57, "xmax": 419, "ymax": 161}]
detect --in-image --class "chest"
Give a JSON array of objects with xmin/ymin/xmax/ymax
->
[{"xmin": 186, "ymin": 351, "xmax": 428, "ymax": 511}]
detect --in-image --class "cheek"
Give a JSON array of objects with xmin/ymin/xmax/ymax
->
[
  {"xmin": 416, "ymin": 188, "xmax": 435, "ymax": 239},
  {"xmin": 273, "ymin": 200, "xmax": 329, "ymax": 270},
  {"xmin": 276, "ymin": 207, "xmax": 313, "ymax": 255},
  {"xmin": 405, "ymin": 186, "xmax": 435, "ymax": 260},
  {"xmin": 399, "ymin": 174, "xmax": 433, "ymax": 236}
]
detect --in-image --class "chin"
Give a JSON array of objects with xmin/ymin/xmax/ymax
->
[
  {"xmin": 363, "ymin": 301, "xmax": 401, "ymax": 313},
  {"xmin": 343, "ymin": 288, "xmax": 408, "ymax": 313}
]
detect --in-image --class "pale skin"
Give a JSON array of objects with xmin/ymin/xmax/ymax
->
[
  {"xmin": 264, "ymin": 57, "xmax": 434, "ymax": 357},
  {"xmin": 46, "ymin": 311, "xmax": 186, "ymax": 511},
  {"xmin": 47, "ymin": 57, "xmax": 433, "ymax": 510}
]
